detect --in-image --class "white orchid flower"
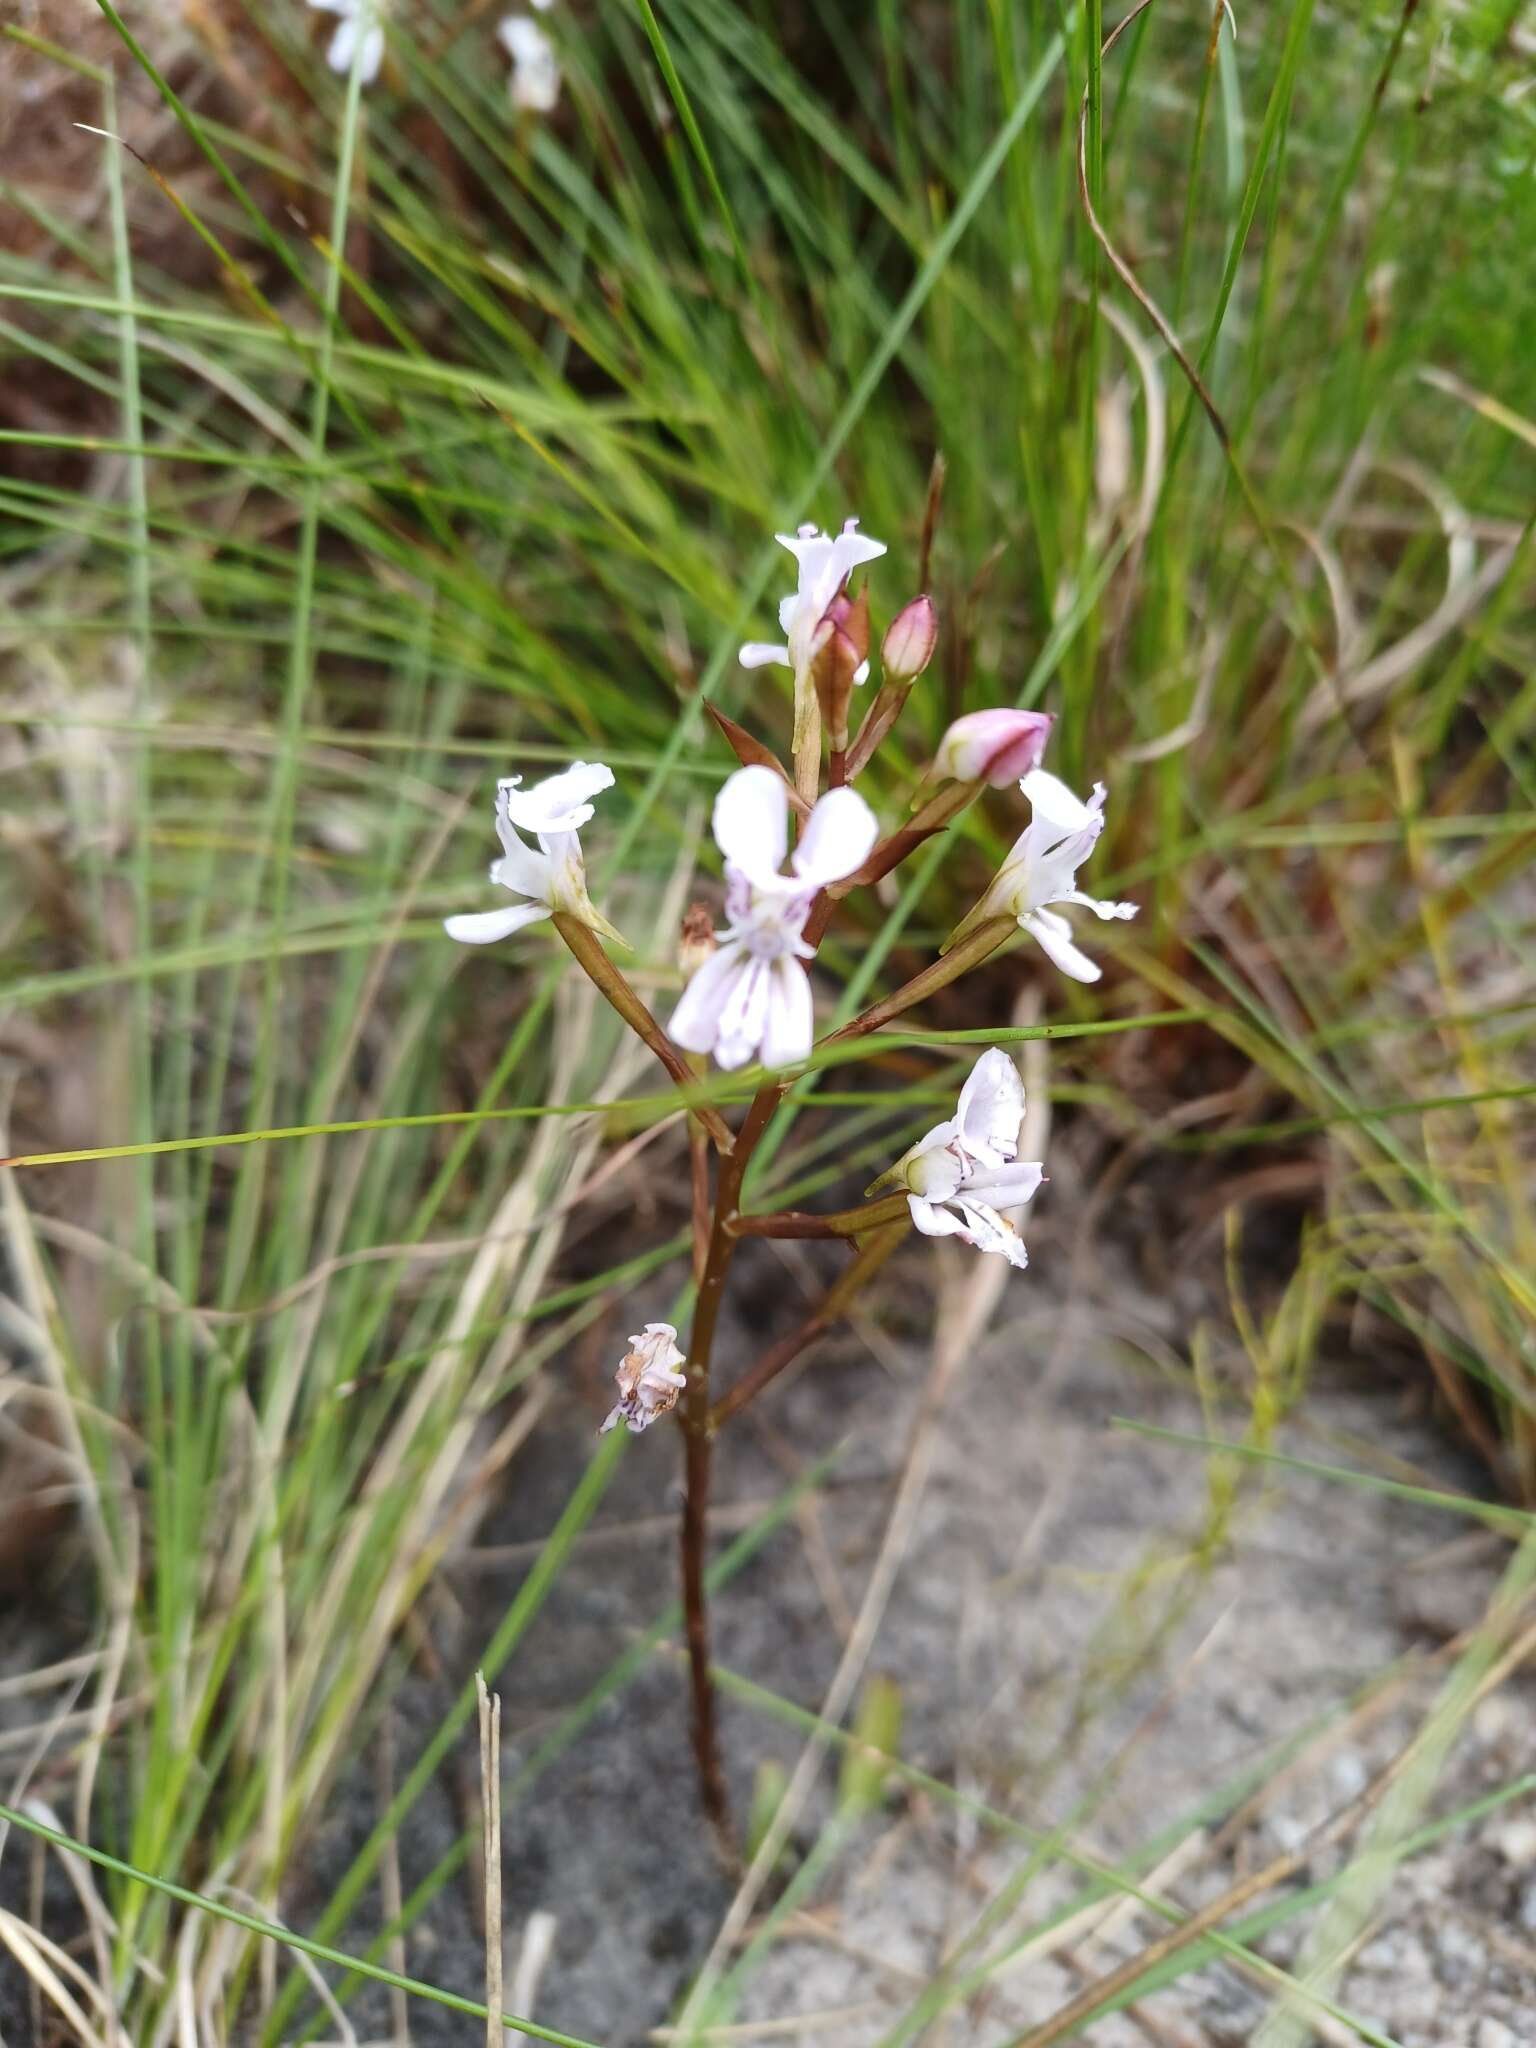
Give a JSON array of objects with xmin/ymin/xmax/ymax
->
[
  {"xmin": 444, "ymin": 760, "xmax": 623, "ymax": 948},
  {"xmin": 498, "ymin": 15, "xmax": 561, "ymax": 112},
  {"xmin": 952, "ymin": 769, "xmax": 1137, "ymax": 983},
  {"xmin": 873, "ymin": 1048, "xmax": 1044, "ymax": 1268},
  {"xmin": 739, "ymin": 518, "xmax": 887, "ymax": 684},
  {"xmin": 307, "ymin": 0, "xmax": 385, "ymax": 83},
  {"xmin": 600, "ymin": 1323, "xmax": 687, "ymax": 1435},
  {"xmin": 669, "ymin": 765, "xmax": 878, "ymax": 1071}
]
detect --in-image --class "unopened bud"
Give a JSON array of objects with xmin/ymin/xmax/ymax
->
[
  {"xmin": 880, "ymin": 595, "xmax": 938, "ymax": 684},
  {"xmin": 810, "ymin": 615, "xmax": 862, "ymax": 750},
  {"xmin": 823, "ymin": 585, "xmax": 871, "ymax": 667},
  {"xmin": 678, "ymin": 902, "xmax": 718, "ymax": 981},
  {"xmin": 933, "ymin": 708, "xmax": 1054, "ymax": 787}
]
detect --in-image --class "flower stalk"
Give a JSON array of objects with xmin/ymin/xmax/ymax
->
[{"xmin": 443, "ymin": 503, "xmax": 1136, "ymax": 1835}]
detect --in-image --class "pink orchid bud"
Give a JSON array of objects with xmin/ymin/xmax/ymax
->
[
  {"xmin": 822, "ymin": 585, "xmax": 871, "ymax": 665},
  {"xmin": 880, "ymin": 595, "xmax": 938, "ymax": 684},
  {"xmin": 932, "ymin": 708, "xmax": 1054, "ymax": 787}
]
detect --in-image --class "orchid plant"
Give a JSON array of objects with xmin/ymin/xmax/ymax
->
[{"xmin": 445, "ymin": 508, "xmax": 1136, "ymax": 1841}]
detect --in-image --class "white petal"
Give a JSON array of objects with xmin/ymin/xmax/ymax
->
[
  {"xmin": 1020, "ymin": 768, "xmax": 1098, "ymax": 832},
  {"xmin": 955, "ymin": 1048, "xmax": 1024, "ymax": 1165},
  {"xmin": 713, "ymin": 765, "xmax": 788, "ymax": 883},
  {"xmin": 902, "ymin": 1128, "xmax": 965, "ymax": 1203},
  {"xmin": 852, "ymin": 658, "xmax": 870, "ymax": 687},
  {"xmin": 489, "ymin": 818, "xmax": 550, "ymax": 900},
  {"xmin": 502, "ymin": 761, "xmax": 613, "ymax": 835},
  {"xmin": 713, "ymin": 956, "xmax": 772, "ymax": 1070},
  {"xmin": 907, "ymin": 1195, "xmax": 968, "ymax": 1240},
  {"xmin": 966, "ymin": 1160, "xmax": 1045, "ymax": 1209},
  {"xmin": 1021, "ymin": 907, "xmax": 1102, "ymax": 984},
  {"xmin": 775, "ymin": 527, "xmax": 834, "ymax": 572},
  {"xmin": 790, "ymin": 786, "xmax": 879, "ymax": 888},
  {"xmin": 444, "ymin": 902, "xmax": 550, "ymax": 945},
  {"xmin": 758, "ymin": 957, "xmax": 814, "ymax": 1070},
  {"xmin": 326, "ymin": 17, "xmax": 357, "ymax": 70},
  {"xmin": 668, "ymin": 942, "xmax": 745, "ymax": 1054},
  {"xmin": 955, "ymin": 1198, "xmax": 1030, "ymax": 1268},
  {"xmin": 307, "ymin": 0, "xmax": 347, "ymax": 13},
  {"xmin": 358, "ymin": 23, "xmax": 384, "ymax": 81},
  {"xmin": 828, "ymin": 523, "xmax": 887, "ymax": 582},
  {"xmin": 739, "ymin": 641, "xmax": 791, "ymax": 670}
]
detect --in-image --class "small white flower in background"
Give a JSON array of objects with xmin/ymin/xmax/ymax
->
[
  {"xmin": 956, "ymin": 769, "xmax": 1136, "ymax": 983},
  {"xmin": 739, "ymin": 519, "xmax": 887, "ymax": 683},
  {"xmin": 307, "ymin": 0, "xmax": 385, "ymax": 84},
  {"xmin": 444, "ymin": 760, "xmax": 624, "ymax": 947},
  {"xmin": 669, "ymin": 765, "xmax": 878, "ymax": 1071},
  {"xmin": 600, "ymin": 1323, "xmax": 687, "ymax": 1435},
  {"xmin": 499, "ymin": 15, "xmax": 562, "ymax": 113},
  {"xmin": 873, "ymin": 1047, "xmax": 1044, "ymax": 1268}
]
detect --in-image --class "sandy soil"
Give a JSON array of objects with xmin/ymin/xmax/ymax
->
[{"xmin": 3, "ymin": 1220, "xmax": 1533, "ymax": 2047}]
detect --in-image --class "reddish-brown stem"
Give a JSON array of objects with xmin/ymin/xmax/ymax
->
[
  {"xmin": 680, "ymin": 1426, "xmax": 729, "ymax": 1844},
  {"xmin": 689, "ymin": 1119, "xmax": 710, "ymax": 1288},
  {"xmin": 709, "ymin": 1221, "xmax": 909, "ymax": 1429},
  {"xmin": 552, "ymin": 913, "xmax": 734, "ymax": 1154},
  {"xmin": 727, "ymin": 1191, "xmax": 911, "ymax": 1240},
  {"xmin": 676, "ymin": 1082, "xmax": 781, "ymax": 1845},
  {"xmin": 829, "ymin": 746, "xmax": 848, "ymax": 789}
]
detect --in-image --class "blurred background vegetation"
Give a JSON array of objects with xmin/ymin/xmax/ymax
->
[{"xmin": 0, "ymin": 0, "xmax": 1533, "ymax": 2040}]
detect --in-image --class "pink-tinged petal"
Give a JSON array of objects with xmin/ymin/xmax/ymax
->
[
  {"xmin": 955, "ymin": 1198, "xmax": 1029, "ymax": 1268},
  {"xmin": 713, "ymin": 956, "xmax": 772, "ymax": 1070},
  {"xmin": 502, "ymin": 761, "xmax": 613, "ymax": 835},
  {"xmin": 955, "ymin": 1047, "xmax": 1024, "ymax": 1165},
  {"xmin": 444, "ymin": 902, "xmax": 550, "ymax": 946},
  {"xmin": 907, "ymin": 1195, "xmax": 968, "ymax": 1239},
  {"xmin": 758, "ymin": 956, "xmax": 814, "ymax": 1070},
  {"xmin": 739, "ymin": 641, "xmax": 791, "ymax": 670},
  {"xmin": 790, "ymin": 785, "xmax": 878, "ymax": 887},
  {"xmin": 934, "ymin": 709, "xmax": 1053, "ymax": 787},
  {"xmin": 1021, "ymin": 907, "xmax": 1102, "ymax": 983},
  {"xmin": 713, "ymin": 765, "xmax": 788, "ymax": 883},
  {"xmin": 668, "ymin": 942, "xmax": 746, "ymax": 1054}
]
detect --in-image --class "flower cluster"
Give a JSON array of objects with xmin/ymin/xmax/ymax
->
[
  {"xmin": 871, "ymin": 1048, "xmax": 1043, "ymax": 1267},
  {"xmin": 443, "ymin": 506, "xmax": 1138, "ymax": 1443},
  {"xmin": 307, "ymin": 0, "xmax": 562, "ymax": 111}
]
